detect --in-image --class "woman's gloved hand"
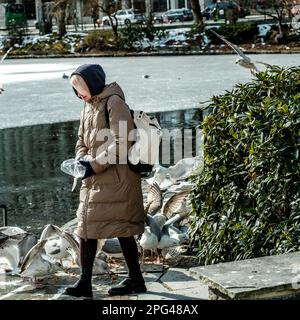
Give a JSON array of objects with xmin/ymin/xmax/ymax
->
[{"xmin": 79, "ymin": 160, "xmax": 95, "ymax": 180}]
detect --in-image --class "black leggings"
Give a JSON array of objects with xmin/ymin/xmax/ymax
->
[{"xmin": 80, "ymin": 236, "xmax": 142, "ymax": 281}]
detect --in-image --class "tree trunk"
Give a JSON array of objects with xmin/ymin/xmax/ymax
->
[
  {"xmin": 57, "ymin": 3, "xmax": 67, "ymax": 37},
  {"xmin": 145, "ymin": 0, "xmax": 153, "ymax": 26},
  {"xmin": 121, "ymin": 0, "xmax": 131, "ymax": 9},
  {"xmin": 191, "ymin": 0, "xmax": 203, "ymax": 24}
]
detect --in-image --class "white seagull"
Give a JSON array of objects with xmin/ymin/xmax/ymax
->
[
  {"xmin": 39, "ymin": 224, "xmax": 80, "ymax": 267},
  {"xmin": 1, "ymin": 47, "xmax": 12, "ymax": 63},
  {"xmin": 0, "ymin": 47, "xmax": 13, "ymax": 94},
  {"xmin": 101, "ymin": 238, "xmax": 124, "ymax": 259},
  {"xmin": 139, "ymin": 226, "xmax": 159, "ymax": 263},
  {"xmin": 148, "ymin": 156, "xmax": 203, "ymax": 190},
  {"xmin": 0, "ymin": 226, "xmax": 37, "ymax": 274},
  {"xmin": 19, "ymin": 240, "xmax": 62, "ymax": 285},
  {"xmin": 210, "ymin": 29, "xmax": 272, "ymax": 75}
]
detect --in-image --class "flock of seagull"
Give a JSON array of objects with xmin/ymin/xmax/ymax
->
[{"xmin": 0, "ymin": 155, "xmax": 202, "ymax": 286}]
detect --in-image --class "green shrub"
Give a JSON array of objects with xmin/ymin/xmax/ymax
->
[
  {"xmin": 189, "ymin": 66, "xmax": 300, "ymax": 265},
  {"xmin": 207, "ymin": 22, "xmax": 259, "ymax": 44},
  {"xmin": 189, "ymin": 23, "xmax": 205, "ymax": 36},
  {"xmin": 82, "ymin": 30, "xmax": 120, "ymax": 51},
  {"xmin": 118, "ymin": 24, "xmax": 146, "ymax": 50}
]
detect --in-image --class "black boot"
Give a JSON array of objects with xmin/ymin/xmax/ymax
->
[
  {"xmin": 64, "ymin": 269, "xmax": 93, "ymax": 298},
  {"xmin": 108, "ymin": 276, "xmax": 146, "ymax": 296},
  {"xmin": 108, "ymin": 236, "xmax": 147, "ymax": 296},
  {"xmin": 64, "ymin": 238, "xmax": 97, "ymax": 299}
]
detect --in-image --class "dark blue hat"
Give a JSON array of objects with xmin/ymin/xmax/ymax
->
[{"xmin": 71, "ymin": 64, "xmax": 106, "ymax": 98}]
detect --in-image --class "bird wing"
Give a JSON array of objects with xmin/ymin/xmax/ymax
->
[
  {"xmin": 210, "ymin": 29, "xmax": 250, "ymax": 61},
  {"xmin": 61, "ymin": 217, "xmax": 77, "ymax": 232},
  {"xmin": 20, "ymin": 240, "xmax": 47, "ymax": 273},
  {"xmin": 144, "ymin": 182, "xmax": 162, "ymax": 215},
  {"xmin": 0, "ymin": 226, "xmax": 26, "ymax": 236},
  {"xmin": 162, "ymin": 190, "xmax": 191, "ymax": 218},
  {"xmin": 39, "ymin": 224, "xmax": 56, "ymax": 241},
  {"xmin": 254, "ymin": 60, "xmax": 272, "ymax": 68},
  {"xmin": 48, "ymin": 225, "xmax": 80, "ymax": 255},
  {"xmin": 1, "ymin": 47, "xmax": 12, "ymax": 63}
]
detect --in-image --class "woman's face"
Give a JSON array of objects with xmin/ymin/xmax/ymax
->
[{"xmin": 70, "ymin": 75, "xmax": 92, "ymax": 102}]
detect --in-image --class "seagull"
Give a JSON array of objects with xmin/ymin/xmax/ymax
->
[
  {"xmin": 147, "ymin": 156, "xmax": 202, "ymax": 190},
  {"xmin": 139, "ymin": 226, "xmax": 159, "ymax": 263},
  {"xmin": 142, "ymin": 74, "xmax": 150, "ymax": 79},
  {"xmin": 0, "ymin": 226, "xmax": 37, "ymax": 274},
  {"xmin": 19, "ymin": 240, "xmax": 62, "ymax": 285},
  {"xmin": 0, "ymin": 47, "xmax": 12, "ymax": 95},
  {"xmin": 156, "ymin": 212, "xmax": 190, "ymax": 263},
  {"xmin": 1, "ymin": 47, "xmax": 12, "ymax": 63},
  {"xmin": 62, "ymin": 73, "xmax": 69, "ymax": 79},
  {"xmin": 161, "ymin": 245, "xmax": 189, "ymax": 261},
  {"xmin": 210, "ymin": 29, "xmax": 272, "ymax": 75},
  {"xmin": 101, "ymin": 238, "xmax": 124, "ymax": 259},
  {"xmin": 145, "ymin": 214, "xmax": 164, "ymax": 242},
  {"xmin": 93, "ymin": 255, "xmax": 111, "ymax": 275},
  {"xmin": 39, "ymin": 224, "xmax": 80, "ymax": 267}
]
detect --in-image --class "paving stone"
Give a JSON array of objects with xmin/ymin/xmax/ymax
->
[
  {"xmin": 160, "ymin": 268, "xmax": 203, "ymax": 291},
  {"xmin": 137, "ymin": 282, "xmax": 174, "ymax": 300},
  {"xmin": 190, "ymin": 251, "xmax": 300, "ymax": 300}
]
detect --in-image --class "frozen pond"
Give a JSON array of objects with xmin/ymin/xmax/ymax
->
[{"xmin": 0, "ymin": 54, "xmax": 299, "ymax": 129}]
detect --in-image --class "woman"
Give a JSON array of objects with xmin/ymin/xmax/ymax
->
[{"xmin": 64, "ymin": 64, "xmax": 146, "ymax": 298}]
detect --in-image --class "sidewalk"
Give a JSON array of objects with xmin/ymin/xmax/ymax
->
[{"xmin": 0, "ymin": 262, "xmax": 208, "ymax": 300}]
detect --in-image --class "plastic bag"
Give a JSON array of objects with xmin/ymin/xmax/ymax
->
[{"xmin": 60, "ymin": 159, "xmax": 86, "ymax": 178}]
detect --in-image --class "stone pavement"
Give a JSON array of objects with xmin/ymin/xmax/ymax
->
[{"xmin": 0, "ymin": 262, "xmax": 209, "ymax": 300}]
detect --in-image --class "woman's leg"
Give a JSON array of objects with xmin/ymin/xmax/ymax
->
[
  {"xmin": 108, "ymin": 236, "xmax": 147, "ymax": 296},
  {"xmin": 64, "ymin": 238, "xmax": 97, "ymax": 298}
]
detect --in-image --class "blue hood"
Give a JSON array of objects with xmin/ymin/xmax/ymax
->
[{"xmin": 71, "ymin": 64, "xmax": 106, "ymax": 98}]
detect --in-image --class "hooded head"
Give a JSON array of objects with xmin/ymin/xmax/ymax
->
[{"xmin": 70, "ymin": 64, "xmax": 106, "ymax": 100}]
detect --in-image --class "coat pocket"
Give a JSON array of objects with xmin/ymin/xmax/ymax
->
[{"xmin": 89, "ymin": 181, "xmax": 128, "ymax": 203}]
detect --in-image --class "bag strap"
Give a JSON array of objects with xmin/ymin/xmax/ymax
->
[{"xmin": 103, "ymin": 96, "xmax": 134, "ymax": 129}]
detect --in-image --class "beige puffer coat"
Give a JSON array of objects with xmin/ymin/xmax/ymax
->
[{"xmin": 75, "ymin": 82, "xmax": 145, "ymax": 239}]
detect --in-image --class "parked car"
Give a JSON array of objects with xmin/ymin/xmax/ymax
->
[
  {"xmin": 102, "ymin": 9, "xmax": 145, "ymax": 26},
  {"xmin": 202, "ymin": 2, "xmax": 249, "ymax": 20},
  {"xmin": 160, "ymin": 8, "xmax": 193, "ymax": 23}
]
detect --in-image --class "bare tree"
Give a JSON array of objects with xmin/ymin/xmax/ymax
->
[
  {"xmin": 256, "ymin": 0, "xmax": 294, "ymax": 38},
  {"xmin": 145, "ymin": 0, "xmax": 153, "ymax": 26},
  {"xmin": 99, "ymin": 0, "xmax": 120, "ymax": 38},
  {"xmin": 121, "ymin": 0, "xmax": 131, "ymax": 9},
  {"xmin": 191, "ymin": 0, "xmax": 203, "ymax": 24},
  {"xmin": 52, "ymin": 0, "xmax": 69, "ymax": 38}
]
